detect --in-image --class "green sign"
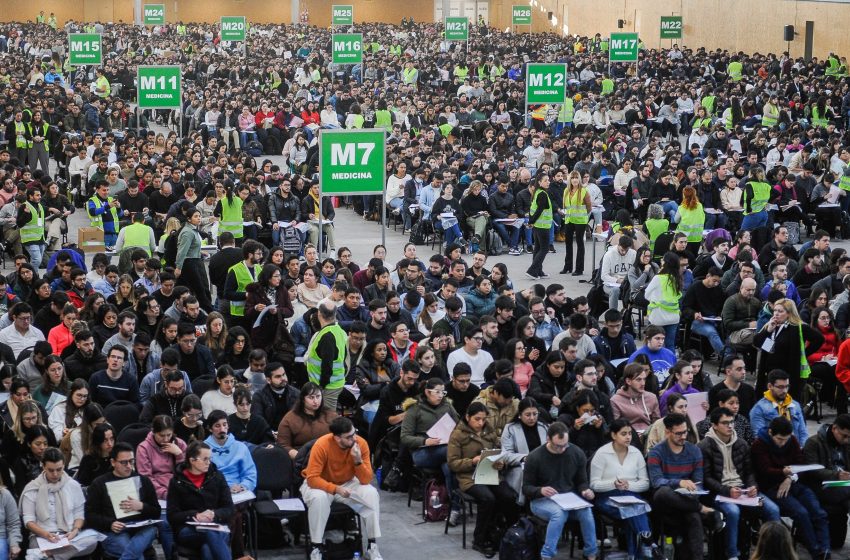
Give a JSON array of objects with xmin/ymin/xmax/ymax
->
[
  {"xmin": 525, "ymin": 63, "xmax": 567, "ymax": 104},
  {"xmin": 220, "ymin": 16, "xmax": 246, "ymax": 42},
  {"xmin": 320, "ymin": 129, "xmax": 386, "ymax": 196},
  {"xmin": 68, "ymin": 33, "xmax": 102, "ymax": 66},
  {"xmin": 143, "ymin": 4, "xmax": 165, "ymax": 25},
  {"xmin": 660, "ymin": 16, "xmax": 682, "ymax": 39},
  {"xmin": 609, "ymin": 32, "xmax": 639, "ymax": 62},
  {"xmin": 137, "ymin": 66, "xmax": 182, "ymax": 109},
  {"xmin": 332, "ymin": 5, "xmax": 354, "ymax": 25},
  {"xmin": 444, "ymin": 17, "xmax": 469, "ymax": 41},
  {"xmin": 332, "ymin": 33, "xmax": 363, "ymax": 64},
  {"xmin": 512, "ymin": 6, "xmax": 532, "ymax": 25}
]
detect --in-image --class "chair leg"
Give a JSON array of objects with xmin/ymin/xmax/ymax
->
[{"xmin": 461, "ymin": 500, "xmax": 467, "ymax": 549}]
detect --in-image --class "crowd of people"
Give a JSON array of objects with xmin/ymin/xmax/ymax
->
[{"xmin": 0, "ymin": 10, "xmax": 849, "ymax": 560}]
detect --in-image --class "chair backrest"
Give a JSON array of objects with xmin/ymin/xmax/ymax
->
[
  {"xmin": 103, "ymin": 400, "xmax": 141, "ymax": 435},
  {"xmin": 252, "ymin": 445, "xmax": 293, "ymax": 496},
  {"xmin": 652, "ymin": 231, "xmax": 676, "ymax": 261},
  {"xmin": 192, "ymin": 375, "xmax": 215, "ymax": 397},
  {"xmin": 118, "ymin": 422, "xmax": 151, "ymax": 449}
]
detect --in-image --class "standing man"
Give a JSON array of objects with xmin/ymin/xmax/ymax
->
[
  {"xmin": 114, "ymin": 212, "xmax": 156, "ymax": 257},
  {"xmin": 84, "ymin": 443, "xmax": 162, "ymax": 560},
  {"xmin": 522, "ymin": 422, "xmax": 597, "ymax": 560},
  {"xmin": 526, "ymin": 173, "xmax": 552, "ymax": 280},
  {"xmin": 306, "ymin": 298, "xmax": 348, "ymax": 412},
  {"xmin": 87, "ymin": 180, "xmax": 121, "ymax": 249},
  {"xmin": 302, "ymin": 416, "xmax": 383, "ymax": 560},
  {"xmin": 223, "ymin": 240, "xmax": 264, "ymax": 328},
  {"xmin": 17, "ymin": 186, "xmax": 46, "ymax": 269}
]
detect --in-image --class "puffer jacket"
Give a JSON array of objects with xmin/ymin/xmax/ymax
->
[
  {"xmin": 166, "ymin": 461, "xmax": 234, "ymax": 534},
  {"xmin": 400, "ymin": 395, "xmax": 460, "ymax": 449},
  {"xmin": 354, "ymin": 358, "xmax": 400, "ymax": 402},
  {"xmin": 472, "ymin": 386, "xmax": 519, "ymax": 436},
  {"xmin": 136, "ymin": 431, "xmax": 187, "ymax": 499},
  {"xmin": 447, "ymin": 418, "xmax": 501, "ymax": 491},
  {"xmin": 697, "ymin": 428, "xmax": 755, "ymax": 497},
  {"xmin": 464, "ymin": 288, "xmax": 497, "ymax": 320},
  {"xmin": 268, "ymin": 189, "xmax": 301, "ymax": 223},
  {"xmin": 803, "ymin": 423, "xmax": 850, "ymax": 484},
  {"xmin": 527, "ymin": 365, "xmax": 571, "ymax": 409}
]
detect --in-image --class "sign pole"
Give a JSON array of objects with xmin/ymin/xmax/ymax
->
[
  {"xmin": 381, "ymin": 129, "xmax": 387, "ymax": 247},
  {"xmin": 318, "ymin": 183, "xmax": 324, "ymax": 261}
]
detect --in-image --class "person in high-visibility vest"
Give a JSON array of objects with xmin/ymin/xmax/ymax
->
[
  {"xmin": 113, "ymin": 212, "xmax": 156, "ymax": 256},
  {"xmin": 10, "ymin": 112, "xmax": 28, "ymax": 163},
  {"xmin": 214, "ymin": 183, "xmax": 244, "ymax": 243},
  {"xmin": 826, "ymin": 53, "xmax": 840, "ymax": 77},
  {"xmin": 25, "ymin": 111, "xmax": 50, "ymax": 174},
  {"xmin": 646, "ymin": 253, "xmax": 683, "ymax": 352},
  {"xmin": 526, "ymin": 173, "xmax": 552, "ymax": 280},
  {"xmin": 402, "ymin": 61, "xmax": 418, "ymax": 89},
  {"xmin": 17, "ymin": 185, "xmax": 46, "ymax": 268},
  {"xmin": 675, "ymin": 186, "xmax": 705, "ymax": 256},
  {"xmin": 741, "ymin": 167, "xmax": 773, "ymax": 231},
  {"xmin": 223, "ymin": 239, "xmax": 264, "ymax": 326},
  {"xmin": 727, "ymin": 57, "xmax": 743, "ymax": 82},
  {"xmin": 600, "ymin": 75, "xmax": 614, "ymax": 96},
  {"xmin": 560, "ymin": 171, "xmax": 592, "ymax": 276},
  {"xmin": 762, "ymin": 95, "xmax": 780, "ymax": 128},
  {"xmin": 87, "ymin": 180, "xmax": 121, "ymax": 247},
  {"xmin": 811, "ymin": 98, "xmax": 831, "ymax": 128},
  {"xmin": 555, "ymin": 97, "xmax": 574, "ymax": 136},
  {"xmin": 94, "ymin": 68, "xmax": 111, "ymax": 98},
  {"xmin": 643, "ymin": 204, "xmax": 670, "ymax": 251},
  {"xmin": 306, "ymin": 298, "xmax": 348, "ymax": 411}
]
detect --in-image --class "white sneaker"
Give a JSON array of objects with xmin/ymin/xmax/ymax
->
[
  {"xmin": 367, "ymin": 543, "xmax": 383, "ymax": 560},
  {"xmin": 448, "ymin": 508, "xmax": 462, "ymax": 526},
  {"xmin": 309, "ymin": 547, "xmax": 323, "ymax": 560}
]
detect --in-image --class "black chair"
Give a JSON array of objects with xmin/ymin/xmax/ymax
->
[
  {"xmin": 103, "ymin": 400, "xmax": 142, "ymax": 435},
  {"xmin": 443, "ymin": 488, "xmax": 477, "ymax": 549},
  {"xmin": 302, "ymin": 502, "xmax": 362, "ymax": 559},
  {"xmin": 191, "ymin": 375, "xmax": 215, "ymax": 397},
  {"xmin": 251, "ymin": 446, "xmax": 305, "ymax": 552},
  {"xmin": 406, "ymin": 466, "xmax": 442, "ymax": 519},
  {"xmin": 118, "ymin": 422, "xmax": 152, "ymax": 449}
]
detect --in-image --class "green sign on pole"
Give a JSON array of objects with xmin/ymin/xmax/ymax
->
[
  {"xmin": 609, "ymin": 32, "xmax": 639, "ymax": 62},
  {"xmin": 444, "ymin": 17, "xmax": 469, "ymax": 41},
  {"xmin": 143, "ymin": 4, "xmax": 165, "ymax": 25},
  {"xmin": 68, "ymin": 33, "xmax": 102, "ymax": 66},
  {"xmin": 332, "ymin": 5, "xmax": 354, "ymax": 25},
  {"xmin": 525, "ymin": 63, "xmax": 567, "ymax": 104},
  {"xmin": 137, "ymin": 66, "xmax": 182, "ymax": 109},
  {"xmin": 220, "ymin": 16, "xmax": 246, "ymax": 42},
  {"xmin": 332, "ymin": 33, "xmax": 363, "ymax": 64},
  {"xmin": 512, "ymin": 6, "xmax": 532, "ymax": 25},
  {"xmin": 660, "ymin": 16, "xmax": 682, "ymax": 39},
  {"xmin": 320, "ymin": 129, "xmax": 386, "ymax": 196}
]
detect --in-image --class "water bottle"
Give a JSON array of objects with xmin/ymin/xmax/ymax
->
[
  {"xmin": 353, "ymin": 553, "xmax": 361, "ymax": 560},
  {"xmin": 429, "ymin": 490, "xmax": 442, "ymax": 510},
  {"xmin": 375, "ymin": 466, "xmax": 382, "ymax": 487},
  {"xmin": 663, "ymin": 536, "xmax": 674, "ymax": 560}
]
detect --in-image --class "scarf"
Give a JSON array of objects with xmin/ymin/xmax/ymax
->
[
  {"xmin": 309, "ymin": 191, "xmax": 324, "ymax": 220},
  {"xmin": 764, "ymin": 389, "xmax": 795, "ymax": 421},
  {"xmin": 30, "ymin": 471, "xmax": 74, "ymax": 532}
]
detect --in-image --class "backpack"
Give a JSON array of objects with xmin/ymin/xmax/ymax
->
[
  {"xmin": 498, "ymin": 517, "xmax": 538, "ymax": 560},
  {"xmin": 409, "ymin": 220, "xmax": 428, "ymax": 245},
  {"xmin": 782, "ymin": 221, "xmax": 800, "ymax": 245},
  {"xmin": 423, "ymin": 478, "xmax": 449, "ymax": 522},
  {"xmin": 246, "ymin": 141, "xmax": 263, "ymax": 157},
  {"xmin": 292, "ymin": 438, "xmax": 318, "ymax": 490},
  {"xmin": 487, "ymin": 229, "xmax": 504, "ymax": 256}
]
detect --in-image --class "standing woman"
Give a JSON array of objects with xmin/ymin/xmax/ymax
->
[
  {"xmin": 675, "ymin": 186, "xmax": 705, "ymax": 257},
  {"xmin": 245, "ymin": 264, "xmax": 294, "ymax": 349},
  {"xmin": 448, "ymin": 401, "xmax": 518, "ymax": 557},
  {"xmin": 560, "ymin": 171, "xmax": 592, "ymax": 276},
  {"xmin": 589, "ymin": 418, "xmax": 656, "ymax": 560},
  {"xmin": 175, "ymin": 207, "xmax": 213, "ymax": 313},
  {"xmin": 646, "ymin": 252, "xmax": 683, "ymax": 353},
  {"xmin": 47, "ymin": 379, "xmax": 88, "ymax": 442},
  {"xmin": 754, "ymin": 298, "xmax": 824, "ymax": 399}
]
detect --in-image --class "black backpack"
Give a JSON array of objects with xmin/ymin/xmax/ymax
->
[
  {"xmin": 409, "ymin": 220, "xmax": 428, "ymax": 245},
  {"xmin": 498, "ymin": 517, "xmax": 538, "ymax": 560}
]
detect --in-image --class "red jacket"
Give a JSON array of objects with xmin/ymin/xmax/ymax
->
[
  {"xmin": 836, "ymin": 338, "xmax": 850, "ymax": 392},
  {"xmin": 808, "ymin": 326, "xmax": 839, "ymax": 364}
]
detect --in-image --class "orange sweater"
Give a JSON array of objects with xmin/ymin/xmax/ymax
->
[{"xmin": 303, "ymin": 433, "xmax": 373, "ymax": 494}]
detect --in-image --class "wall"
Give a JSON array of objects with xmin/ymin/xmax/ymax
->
[{"xmin": 303, "ymin": 0, "xmax": 434, "ymax": 27}]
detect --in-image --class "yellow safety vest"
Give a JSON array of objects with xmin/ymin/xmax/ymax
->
[
  {"xmin": 839, "ymin": 172, "xmax": 850, "ymax": 192},
  {"xmin": 601, "ymin": 78, "xmax": 614, "ymax": 95},
  {"xmin": 228, "ymin": 262, "xmax": 261, "ymax": 316},
  {"xmin": 122, "ymin": 222, "xmax": 152, "ymax": 255},
  {"xmin": 563, "ymin": 188, "xmax": 589, "ymax": 225},
  {"xmin": 558, "ymin": 98, "xmax": 574, "ymax": 124},
  {"xmin": 762, "ymin": 104, "xmax": 779, "ymax": 128},
  {"xmin": 219, "ymin": 197, "xmax": 244, "ymax": 238},
  {"xmin": 644, "ymin": 218, "xmax": 670, "ymax": 250},
  {"xmin": 812, "ymin": 106, "xmax": 829, "ymax": 128},
  {"xmin": 676, "ymin": 203, "xmax": 705, "ymax": 242},
  {"xmin": 728, "ymin": 61, "xmax": 743, "ymax": 82},
  {"xmin": 20, "ymin": 202, "xmax": 44, "ymax": 244},
  {"xmin": 95, "ymin": 75, "xmax": 111, "ymax": 98},
  {"xmin": 306, "ymin": 323, "xmax": 347, "ymax": 389},
  {"xmin": 87, "ymin": 195, "xmax": 120, "ymax": 230},
  {"xmin": 648, "ymin": 273, "xmax": 681, "ymax": 314},
  {"xmin": 26, "ymin": 122, "xmax": 49, "ymax": 152},
  {"xmin": 14, "ymin": 121, "xmax": 27, "ymax": 149},
  {"xmin": 746, "ymin": 181, "xmax": 772, "ymax": 214},
  {"xmin": 530, "ymin": 189, "xmax": 553, "ymax": 229},
  {"xmin": 403, "ymin": 67, "xmax": 418, "ymax": 85}
]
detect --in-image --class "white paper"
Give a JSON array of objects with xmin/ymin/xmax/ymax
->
[
  {"xmin": 426, "ymin": 413, "xmax": 457, "ymax": 444},
  {"xmin": 252, "ymin": 305, "xmax": 275, "ymax": 329},
  {"xmin": 675, "ymin": 488, "xmax": 709, "ymax": 496},
  {"xmin": 158, "ymin": 499, "xmax": 167, "ymax": 509},
  {"xmin": 550, "ymin": 492, "xmax": 592, "ymax": 510},
  {"xmin": 608, "ymin": 495, "xmax": 647, "ymax": 506},
  {"xmin": 578, "ymin": 412, "xmax": 599, "ymax": 425},
  {"xmin": 231, "ymin": 489, "xmax": 256, "ymax": 504},
  {"xmin": 684, "ymin": 392, "xmax": 708, "ymax": 425},
  {"xmin": 309, "ymin": 219, "xmax": 332, "ymax": 225},
  {"xmin": 700, "ymin": 316, "xmax": 722, "ymax": 322},
  {"xmin": 822, "ymin": 358, "xmax": 839, "ymax": 366},
  {"xmin": 609, "ymin": 358, "xmax": 628, "ymax": 368},
  {"xmin": 473, "ymin": 449, "xmax": 502, "ymax": 485},
  {"xmin": 274, "ymin": 498, "xmax": 306, "ymax": 511},
  {"xmin": 715, "ymin": 495, "xmax": 762, "ymax": 507},
  {"xmin": 790, "ymin": 464, "xmax": 825, "ymax": 474},
  {"xmin": 189, "ymin": 522, "xmax": 231, "ymax": 533},
  {"xmin": 106, "ymin": 477, "xmax": 142, "ymax": 519},
  {"xmin": 124, "ymin": 519, "xmax": 163, "ymax": 528},
  {"xmin": 38, "ymin": 535, "xmax": 71, "ymax": 551}
]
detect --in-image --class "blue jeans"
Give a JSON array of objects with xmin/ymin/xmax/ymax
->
[
  {"xmin": 704, "ymin": 212, "xmax": 728, "ymax": 231},
  {"xmin": 177, "ymin": 526, "xmax": 232, "ymax": 560},
  {"xmin": 101, "ymin": 526, "xmax": 158, "ymax": 560},
  {"xmin": 159, "ymin": 511, "xmax": 175, "ymax": 558},
  {"xmin": 690, "ymin": 319, "xmax": 725, "ymax": 354},
  {"xmin": 595, "ymin": 491, "xmax": 650, "ymax": 557},
  {"xmin": 0, "ymin": 537, "xmax": 7, "ymax": 560},
  {"xmin": 413, "ymin": 445, "xmax": 456, "ymax": 508},
  {"xmin": 492, "ymin": 220, "xmax": 518, "ymax": 248},
  {"xmin": 531, "ymin": 497, "xmax": 597, "ymax": 558},
  {"xmin": 713, "ymin": 493, "xmax": 780, "ymax": 558},
  {"xmin": 661, "ymin": 323, "xmax": 678, "ymax": 352},
  {"xmin": 741, "ymin": 210, "xmax": 768, "ymax": 231},
  {"xmin": 764, "ymin": 483, "xmax": 830, "ymax": 556},
  {"xmin": 436, "ymin": 222, "xmax": 463, "ymax": 245},
  {"xmin": 105, "ymin": 231, "xmax": 118, "ymax": 247},
  {"xmin": 240, "ymin": 130, "xmax": 258, "ymax": 147},
  {"xmin": 25, "ymin": 242, "xmax": 45, "ymax": 268},
  {"xmin": 660, "ymin": 201, "xmax": 679, "ymax": 223}
]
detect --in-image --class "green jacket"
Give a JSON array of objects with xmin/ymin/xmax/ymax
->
[{"xmin": 400, "ymin": 397, "xmax": 460, "ymax": 449}]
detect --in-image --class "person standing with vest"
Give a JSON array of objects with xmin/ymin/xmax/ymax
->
[
  {"xmin": 306, "ymin": 298, "xmax": 348, "ymax": 412},
  {"xmin": 741, "ymin": 167, "xmax": 773, "ymax": 231},
  {"xmin": 560, "ymin": 171, "xmax": 592, "ymax": 276},
  {"xmin": 402, "ymin": 61, "xmax": 418, "ymax": 89},
  {"xmin": 114, "ymin": 212, "xmax": 156, "ymax": 257},
  {"xmin": 526, "ymin": 173, "xmax": 552, "ymax": 280},
  {"xmin": 675, "ymin": 186, "xmax": 705, "ymax": 257},
  {"xmin": 17, "ymin": 186, "xmax": 46, "ymax": 269},
  {"xmin": 646, "ymin": 252, "xmax": 684, "ymax": 353},
  {"xmin": 87, "ymin": 180, "xmax": 121, "ymax": 248},
  {"xmin": 94, "ymin": 68, "xmax": 111, "ymax": 99},
  {"xmin": 213, "ymin": 182, "xmax": 243, "ymax": 244},
  {"xmin": 10, "ymin": 111, "xmax": 27, "ymax": 163},
  {"xmin": 176, "ymin": 207, "xmax": 213, "ymax": 315},
  {"xmin": 25, "ymin": 110, "xmax": 50, "ymax": 174},
  {"xmin": 223, "ymin": 239, "xmax": 263, "ymax": 328}
]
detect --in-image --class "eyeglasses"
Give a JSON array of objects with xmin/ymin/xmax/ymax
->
[
  {"xmin": 115, "ymin": 459, "xmax": 136, "ymax": 466},
  {"xmin": 428, "ymin": 389, "xmax": 447, "ymax": 396},
  {"xmin": 671, "ymin": 430, "xmax": 689, "ymax": 437},
  {"xmin": 471, "ymin": 336, "xmax": 484, "ymax": 342},
  {"xmin": 717, "ymin": 420, "xmax": 735, "ymax": 426}
]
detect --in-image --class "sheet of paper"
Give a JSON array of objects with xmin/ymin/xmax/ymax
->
[
  {"xmin": 124, "ymin": 519, "xmax": 163, "ymax": 528},
  {"xmin": 473, "ymin": 449, "xmax": 502, "ymax": 486},
  {"xmin": 274, "ymin": 498, "xmax": 306, "ymax": 511},
  {"xmin": 675, "ymin": 488, "xmax": 709, "ymax": 496},
  {"xmin": 716, "ymin": 495, "xmax": 762, "ymax": 507},
  {"xmin": 609, "ymin": 358, "xmax": 628, "ymax": 368},
  {"xmin": 484, "ymin": 451, "xmax": 507, "ymax": 462},
  {"xmin": 189, "ymin": 522, "xmax": 231, "ymax": 533},
  {"xmin": 578, "ymin": 412, "xmax": 599, "ymax": 425},
  {"xmin": 158, "ymin": 499, "xmax": 167, "ymax": 509},
  {"xmin": 106, "ymin": 476, "xmax": 142, "ymax": 519},
  {"xmin": 252, "ymin": 305, "xmax": 274, "ymax": 329},
  {"xmin": 608, "ymin": 495, "xmax": 647, "ymax": 506},
  {"xmin": 426, "ymin": 413, "xmax": 457, "ymax": 444},
  {"xmin": 790, "ymin": 464, "xmax": 825, "ymax": 474},
  {"xmin": 684, "ymin": 392, "xmax": 708, "ymax": 425},
  {"xmin": 550, "ymin": 492, "xmax": 592, "ymax": 510},
  {"xmin": 38, "ymin": 536, "xmax": 71, "ymax": 551},
  {"xmin": 231, "ymin": 489, "xmax": 256, "ymax": 504}
]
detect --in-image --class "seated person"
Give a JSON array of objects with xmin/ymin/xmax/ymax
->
[
  {"xmin": 501, "ymin": 397, "xmax": 547, "ymax": 505},
  {"xmin": 696, "ymin": 388, "xmax": 754, "ymax": 443},
  {"xmin": 173, "ymin": 394, "xmax": 207, "ymax": 444},
  {"xmin": 89, "ymin": 345, "xmax": 139, "ymax": 406},
  {"xmin": 74, "ymin": 423, "xmax": 116, "ymax": 487},
  {"xmin": 12, "ymin": 425, "xmax": 53, "ymax": 496},
  {"xmin": 20, "ymin": 447, "xmax": 99, "ymax": 558},
  {"xmin": 610, "ymin": 363, "xmax": 660, "ymax": 434},
  {"xmin": 227, "ymin": 385, "xmax": 274, "ymax": 448},
  {"xmin": 644, "ymin": 393, "xmax": 700, "ymax": 454},
  {"xmin": 301, "ymin": 416, "xmax": 383, "ymax": 560},
  {"xmin": 201, "ymin": 366, "xmax": 238, "ymax": 418},
  {"xmin": 276, "ymin": 382, "xmax": 338, "ymax": 460},
  {"xmin": 803, "ymin": 414, "xmax": 850, "ymax": 548}
]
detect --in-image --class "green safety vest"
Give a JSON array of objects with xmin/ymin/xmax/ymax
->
[
  {"xmin": 26, "ymin": 122, "xmax": 49, "ymax": 152},
  {"xmin": 14, "ymin": 121, "xmax": 26, "ymax": 149},
  {"xmin": 20, "ymin": 202, "xmax": 44, "ymax": 244},
  {"xmin": 799, "ymin": 325, "xmax": 812, "ymax": 380},
  {"xmin": 530, "ymin": 189, "xmax": 553, "ymax": 229},
  {"xmin": 600, "ymin": 40, "xmax": 609, "ymax": 52},
  {"xmin": 87, "ymin": 195, "xmax": 120, "ymax": 230},
  {"xmin": 389, "ymin": 45, "xmax": 402, "ymax": 56},
  {"xmin": 176, "ymin": 24, "xmax": 186, "ymax": 35},
  {"xmin": 812, "ymin": 106, "xmax": 829, "ymax": 128},
  {"xmin": 558, "ymin": 98, "xmax": 574, "ymax": 123},
  {"xmin": 36, "ymin": 14, "xmax": 44, "ymax": 23},
  {"xmin": 644, "ymin": 218, "xmax": 670, "ymax": 250},
  {"xmin": 490, "ymin": 65, "xmax": 505, "ymax": 79},
  {"xmin": 762, "ymin": 104, "xmax": 779, "ymax": 128},
  {"xmin": 95, "ymin": 75, "xmax": 111, "ymax": 98},
  {"xmin": 306, "ymin": 323, "xmax": 347, "ymax": 390},
  {"xmin": 375, "ymin": 109, "xmax": 393, "ymax": 129},
  {"xmin": 268, "ymin": 72, "xmax": 281, "ymax": 90},
  {"xmin": 219, "ymin": 196, "xmax": 244, "ymax": 238},
  {"xmin": 839, "ymin": 172, "xmax": 850, "ymax": 192},
  {"xmin": 563, "ymin": 188, "xmax": 589, "ymax": 225},
  {"xmin": 728, "ymin": 61, "xmax": 743, "ymax": 82},
  {"xmin": 701, "ymin": 95, "xmax": 716, "ymax": 116},
  {"xmin": 601, "ymin": 78, "xmax": 614, "ymax": 96},
  {"xmin": 676, "ymin": 203, "xmax": 705, "ymax": 242},
  {"xmin": 350, "ymin": 114, "xmax": 364, "ymax": 129},
  {"xmin": 403, "ymin": 67, "xmax": 417, "ymax": 85},
  {"xmin": 648, "ymin": 273, "xmax": 681, "ymax": 314},
  {"xmin": 826, "ymin": 56, "xmax": 840, "ymax": 76},
  {"xmin": 228, "ymin": 261, "xmax": 262, "ymax": 316},
  {"xmin": 454, "ymin": 66, "xmax": 469, "ymax": 79},
  {"xmin": 693, "ymin": 117, "xmax": 713, "ymax": 130},
  {"xmin": 122, "ymin": 222, "xmax": 152, "ymax": 255},
  {"xmin": 746, "ymin": 181, "xmax": 771, "ymax": 214}
]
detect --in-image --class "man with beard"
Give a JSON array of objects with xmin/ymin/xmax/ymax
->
[
  {"xmin": 65, "ymin": 329, "xmax": 107, "ymax": 381},
  {"xmin": 251, "ymin": 362, "xmax": 299, "ymax": 429}
]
